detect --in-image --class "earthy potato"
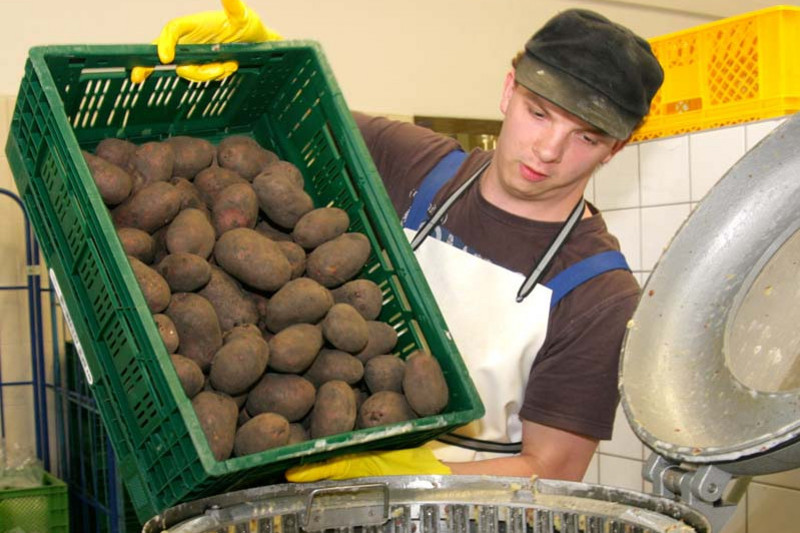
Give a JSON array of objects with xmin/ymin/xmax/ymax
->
[
  {"xmin": 306, "ymin": 233, "xmax": 371, "ymax": 288},
  {"xmin": 292, "ymin": 207, "xmax": 350, "ymax": 249},
  {"xmin": 170, "ymin": 353, "xmax": 204, "ymax": 398},
  {"xmin": 254, "ymin": 220, "xmax": 293, "ymax": 242},
  {"xmin": 165, "ymin": 208, "xmax": 216, "ymax": 258},
  {"xmin": 129, "ymin": 256, "xmax": 171, "ymax": 313},
  {"xmin": 198, "ymin": 267, "xmax": 259, "ymax": 332},
  {"xmin": 246, "ymin": 373, "xmax": 316, "ymax": 422},
  {"xmin": 232, "ymin": 391, "xmax": 248, "ymax": 410},
  {"xmin": 209, "ymin": 334, "xmax": 270, "ymax": 395},
  {"xmin": 165, "ymin": 293, "xmax": 223, "ymax": 372},
  {"xmin": 288, "ymin": 423, "xmax": 309, "ymax": 444},
  {"xmin": 309, "ymin": 380, "xmax": 356, "ymax": 439},
  {"xmin": 217, "ymin": 135, "xmax": 278, "ymax": 180},
  {"xmin": 213, "ymin": 228, "xmax": 292, "ymax": 292},
  {"xmin": 364, "ymin": 354, "xmax": 405, "ymax": 393},
  {"xmin": 303, "ymin": 348, "xmax": 364, "ymax": 387},
  {"xmin": 356, "ymin": 321, "xmax": 399, "ymax": 363},
  {"xmin": 154, "ymin": 313, "xmax": 179, "ymax": 353},
  {"xmin": 194, "ymin": 165, "xmax": 249, "ymax": 207},
  {"xmin": 238, "ymin": 407, "xmax": 252, "ymax": 427},
  {"xmin": 265, "ymin": 277, "xmax": 334, "ymax": 332},
  {"xmin": 192, "ymin": 391, "xmax": 238, "ymax": 461},
  {"xmin": 83, "ymin": 151, "xmax": 133, "ymax": 206},
  {"xmin": 331, "ymin": 279, "xmax": 383, "ymax": 321},
  {"xmin": 223, "ymin": 324, "xmax": 263, "ymax": 343},
  {"xmin": 321, "ymin": 303, "xmax": 369, "ymax": 353},
  {"xmin": 95, "ymin": 137, "xmax": 137, "ymax": 169},
  {"xmin": 157, "ymin": 252, "xmax": 212, "ymax": 292},
  {"xmin": 258, "ymin": 160, "xmax": 304, "ymax": 189},
  {"xmin": 171, "ymin": 177, "xmax": 208, "ymax": 213},
  {"xmin": 276, "ymin": 241, "xmax": 306, "ymax": 279},
  {"xmin": 117, "ymin": 227, "xmax": 155, "ymax": 264},
  {"xmin": 112, "ymin": 181, "xmax": 182, "ymax": 233},
  {"xmin": 165, "ymin": 135, "xmax": 215, "ymax": 178},
  {"xmin": 130, "ymin": 141, "xmax": 174, "ymax": 186},
  {"xmin": 402, "ymin": 350, "xmax": 449, "ymax": 416},
  {"xmin": 151, "ymin": 226, "xmax": 169, "ymax": 265},
  {"xmin": 252, "ymin": 173, "xmax": 314, "ymax": 229},
  {"xmin": 234, "ymin": 413, "xmax": 290, "ymax": 456},
  {"xmin": 211, "ymin": 182, "xmax": 259, "ymax": 236},
  {"xmin": 246, "ymin": 291, "xmax": 271, "ymax": 335},
  {"xmin": 267, "ymin": 323, "xmax": 323, "ymax": 373},
  {"xmin": 358, "ymin": 391, "xmax": 416, "ymax": 429}
]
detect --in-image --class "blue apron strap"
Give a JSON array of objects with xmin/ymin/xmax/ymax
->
[
  {"xmin": 405, "ymin": 150, "xmax": 467, "ymax": 230},
  {"xmin": 546, "ymin": 250, "xmax": 631, "ymax": 309}
]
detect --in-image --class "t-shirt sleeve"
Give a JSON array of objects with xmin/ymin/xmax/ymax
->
[
  {"xmin": 519, "ymin": 278, "xmax": 639, "ymax": 440},
  {"xmin": 352, "ymin": 112, "xmax": 460, "ymax": 214}
]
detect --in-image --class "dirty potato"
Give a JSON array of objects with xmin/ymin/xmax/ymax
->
[
  {"xmin": 309, "ymin": 380, "xmax": 356, "ymax": 439},
  {"xmin": 233, "ymin": 413, "xmax": 290, "ymax": 456},
  {"xmin": 192, "ymin": 391, "xmax": 238, "ymax": 461},
  {"xmin": 214, "ymin": 228, "xmax": 292, "ymax": 292},
  {"xmin": 402, "ymin": 350, "xmax": 449, "ymax": 416},
  {"xmin": 306, "ymin": 233, "xmax": 371, "ymax": 288}
]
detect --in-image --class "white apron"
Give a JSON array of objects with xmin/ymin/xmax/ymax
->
[
  {"xmin": 401, "ymin": 156, "xmax": 589, "ymax": 463},
  {"xmin": 405, "ymin": 226, "xmax": 552, "ymax": 462}
]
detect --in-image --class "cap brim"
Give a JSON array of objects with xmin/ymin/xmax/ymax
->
[{"xmin": 514, "ymin": 53, "xmax": 639, "ymax": 140}]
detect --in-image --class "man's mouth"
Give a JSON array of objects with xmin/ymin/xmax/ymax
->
[{"xmin": 520, "ymin": 162, "xmax": 548, "ymax": 182}]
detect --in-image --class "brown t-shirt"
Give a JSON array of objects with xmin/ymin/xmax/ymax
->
[{"xmin": 353, "ymin": 112, "xmax": 640, "ymax": 440}]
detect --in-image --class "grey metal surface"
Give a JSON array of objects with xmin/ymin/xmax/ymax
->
[
  {"xmin": 620, "ymin": 113, "xmax": 800, "ymax": 468},
  {"xmin": 142, "ymin": 476, "xmax": 710, "ymax": 533}
]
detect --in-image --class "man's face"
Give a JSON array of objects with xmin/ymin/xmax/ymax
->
[{"xmin": 483, "ymin": 72, "xmax": 627, "ymax": 220}]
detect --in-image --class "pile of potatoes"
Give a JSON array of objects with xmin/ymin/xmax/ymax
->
[{"xmin": 82, "ymin": 134, "xmax": 449, "ymax": 461}]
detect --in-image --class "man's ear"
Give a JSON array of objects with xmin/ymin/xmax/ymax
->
[{"xmin": 500, "ymin": 71, "xmax": 516, "ymax": 115}]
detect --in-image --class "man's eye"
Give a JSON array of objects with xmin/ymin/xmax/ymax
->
[
  {"xmin": 581, "ymin": 134, "xmax": 599, "ymax": 145},
  {"xmin": 528, "ymin": 105, "xmax": 545, "ymax": 118}
]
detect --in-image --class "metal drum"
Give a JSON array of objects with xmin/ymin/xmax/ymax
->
[
  {"xmin": 620, "ymin": 113, "xmax": 800, "ymax": 473},
  {"xmin": 142, "ymin": 475, "xmax": 709, "ymax": 533}
]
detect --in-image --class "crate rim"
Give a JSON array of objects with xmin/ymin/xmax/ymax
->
[{"xmin": 647, "ymin": 4, "xmax": 800, "ymax": 44}]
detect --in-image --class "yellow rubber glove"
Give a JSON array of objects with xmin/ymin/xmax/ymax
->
[
  {"xmin": 131, "ymin": 0, "xmax": 282, "ymax": 84},
  {"xmin": 286, "ymin": 448, "xmax": 452, "ymax": 482}
]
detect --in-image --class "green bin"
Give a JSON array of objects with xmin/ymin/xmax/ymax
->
[
  {"xmin": 0, "ymin": 471, "xmax": 69, "ymax": 533},
  {"xmin": 5, "ymin": 42, "xmax": 483, "ymax": 523}
]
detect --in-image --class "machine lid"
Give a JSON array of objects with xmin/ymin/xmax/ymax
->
[{"xmin": 620, "ymin": 114, "xmax": 800, "ymax": 470}]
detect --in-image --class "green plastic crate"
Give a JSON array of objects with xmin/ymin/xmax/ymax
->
[
  {"xmin": 0, "ymin": 471, "xmax": 69, "ymax": 533},
  {"xmin": 5, "ymin": 42, "xmax": 483, "ymax": 523}
]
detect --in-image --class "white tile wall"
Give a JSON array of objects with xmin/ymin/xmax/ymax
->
[
  {"xmin": 745, "ymin": 118, "xmax": 787, "ymax": 151},
  {"xmin": 640, "ymin": 203, "xmax": 692, "ymax": 271},
  {"xmin": 594, "ymin": 115, "xmax": 800, "ymax": 533},
  {"xmin": 598, "ymin": 454, "xmax": 645, "ymax": 492},
  {"xmin": 640, "ymin": 135, "xmax": 691, "ymax": 206},
  {"xmin": 598, "ymin": 404, "xmax": 644, "ymax": 460},
  {"xmin": 602, "ymin": 207, "xmax": 641, "ymax": 271},
  {"xmin": 594, "ymin": 146, "xmax": 640, "ymax": 209},
  {"xmin": 689, "ymin": 126, "xmax": 746, "ymax": 202}
]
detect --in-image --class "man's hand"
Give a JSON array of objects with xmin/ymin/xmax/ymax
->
[
  {"xmin": 131, "ymin": 0, "xmax": 282, "ymax": 84},
  {"xmin": 285, "ymin": 448, "xmax": 452, "ymax": 482}
]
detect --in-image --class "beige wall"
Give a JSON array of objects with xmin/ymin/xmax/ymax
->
[{"xmin": 0, "ymin": 0, "xmax": 714, "ymax": 117}]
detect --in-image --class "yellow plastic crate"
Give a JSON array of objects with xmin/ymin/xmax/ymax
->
[{"xmin": 632, "ymin": 5, "xmax": 800, "ymax": 142}]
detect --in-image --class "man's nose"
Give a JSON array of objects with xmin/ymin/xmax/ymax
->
[{"xmin": 533, "ymin": 129, "xmax": 567, "ymax": 163}]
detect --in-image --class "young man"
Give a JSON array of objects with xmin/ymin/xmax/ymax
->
[{"xmin": 134, "ymin": 2, "xmax": 663, "ymax": 481}]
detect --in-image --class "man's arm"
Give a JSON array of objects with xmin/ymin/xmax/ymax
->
[{"xmin": 446, "ymin": 419, "xmax": 598, "ymax": 481}]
